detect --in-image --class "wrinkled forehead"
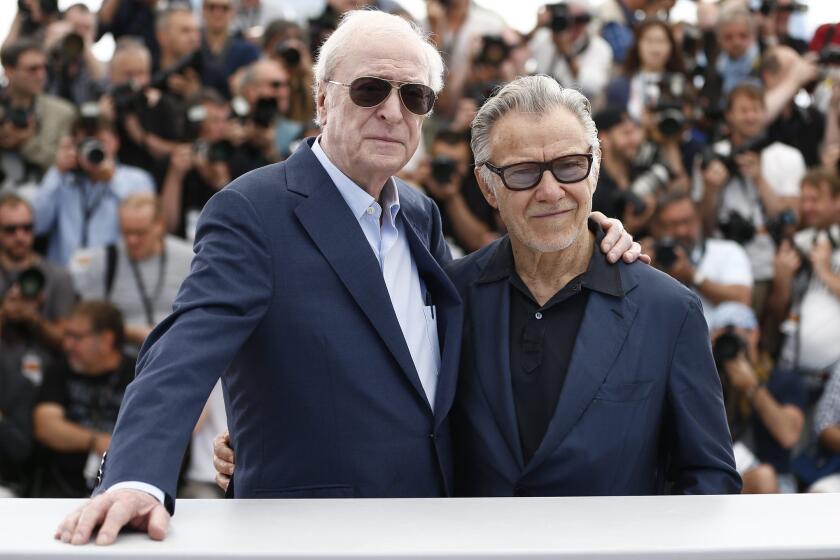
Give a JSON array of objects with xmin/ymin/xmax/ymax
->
[
  {"xmin": 489, "ymin": 109, "xmax": 589, "ymax": 163},
  {"xmin": 332, "ymin": 36, "xmax": 429, "ymax": 84}
]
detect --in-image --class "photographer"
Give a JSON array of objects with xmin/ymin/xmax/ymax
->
[
  {"xmin": 154, "ymin": 6, "xmax": 202, "ymax": 100},
  {"xmin": 199, "ymin": 0, "xmax": 259, "ymax": 100},
  {"xmin": 69, "ymin": 194, "xmax": 193, "ymax": 347},
  {"xmin": 263, "ymin": 20, "xmax": 316, "ymax": 126},
  {"xmin": 699, "ymin": 83, "xmax": 805, "ymax": 313},
  {"xmin": 0, "ymin": 39, "xmax": 76, "ymax": 178},
  {"xmin": 760, "ymin": 46, "xmax": 823, "ymax": 166},
  {"xmin": 96, "ymin": 0, "xmax": 161, "ymax": 66},
  {"xmin": 160, "ymin": 90, "xmax": 232, "ymax": 240},
  {"xmin": 0, "ymin": 345, "xmax": 36, "ymax": 498},
  {"xmin": 650, "ymin": 192, "xmax": 752, "ymax": 324},
  {"xmin": 771, "ymin": 169, "xmax": 840, "ymax": 394},
  {"xmin": 227, "ymin": 59, "xmax": 288, "ymax": 174},
  {"xmin": 425, "ymin": 0, "xmax": 507, "ymax": 117},
  {"xmin": 709, "ymin": 303, "xmax": 806, "ymax": 493},
  {"xmin": 30, "ymin": 112, "xmax": 154, "ymax": 266},
  {"xmin": 755, "ymin": 0, "xmax": 809, "ymax": 55},
  {"xmin": 32, "ymin": 301, "xmax": 134, "ymax": 498},
  {"xmin": 414, "ymin": 129, "xmax": 499, "ymax": 255},
  {"xmin": 43, "ymin": 4, "xmax": 106, "ymax": 106},
  {"xmin": 528, "ymin": 1, "xmax": 613, "ymax": 100},
  {"xmin": 714, "ymin": 5, "xmax": 761, "ymax": 96},
  {"xmin": 0, "ymin": 193, "xmax": 75, "ymax": 367},
  {"xmin": 2, "ymin": 0, "xmax": 61, "ymax": 50},
  {"xmin": 594, "ymin": 108, "xmax": 676, "ymax": 234}
]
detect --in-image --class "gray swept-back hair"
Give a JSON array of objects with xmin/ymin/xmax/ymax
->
[
  {"xmin": 471, "ymin": 75, "xmax": 601, "ymax": 190},
  {"xmin": 312, "ymin": 10, "xmax": 445, "ymax": 126}
]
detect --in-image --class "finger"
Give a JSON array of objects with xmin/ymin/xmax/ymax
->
[
  {"xmin": 71, "ymin": 496, "xmax": 111, "ymax": 545},
  {"xmin": 216, "ymin": 472, "xmax": 231, "ymax": 492},
  {"xmin": 607, "ymin": 229, "xmax": 632, "ymax": 263},
  {"xmin": 56, "ymin": 506, "xmax": 84, "ymax": 542},
  {"xmin": 622, "ymin": 242, "xmax": 643, "ymax": 263},
  {"xmin": 146, "ymin": 505, "xmax": 170, "ymax": 541},
  {"xmin": 214, "ymin": 454, "xmax": 234, "ymax": 476},
  {"xmin": 600, "ymin": 222, "xmax": 623, "ymax": 261},
  {"xmin": 214, "ymin": 437, "xmax": 234, "ymax": 463},
  {"xmin": 95, "ymin": 500, "xmax": 134, "ymax": 546}
]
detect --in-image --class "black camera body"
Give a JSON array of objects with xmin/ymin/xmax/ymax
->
[
  {"xmin": 0, "ymin": 101, "xmax": 32, "ymax": 130},
  {"xmin": 476, "ymin": 35, "xmax": 510, "ymax": 66},
  {"xmin": 713, "ymin": 328, "xmax": 746, "ymax": 368},
  {"xmin": 608, "ymin": 189, "xmax": 647, "ymax": 219},
  {"xmin": 654, "ymin": 237, "xmax": 680, "ymax": 270},
  {"xmin": 275, "ymin": 42, "xmax": 301, "ymax": 68},
  {"xmin": 701, "ymin": 133, "xmax": 774, "ymax": 177},
  {"xmin": 195, "ymin": 139, "xmax": 235, "ymax": 163},
  {"xmin": 15, "ymin": 267, "xmax": 46, "ymax": 300},
  {"xmin": 431, "ymin": 156, "xmax": 457, "ymax": 184},
  {"xmin": 18, "ymin": 0, "xmax": 59, "ymax": 15},
  {"xmin": 110, "ymin": 82, "xmax": 144, "ymax": 115},
  {"xmin": 547, "ymin": 3, "xmax": 591, "ymax": 33},
  {"xmin": 78, "ymin": 138, "xmax": 105, "ymax": 166},
  {"xmin": 251, "ymin": 97, "xmax": 278, "ymax": 129},
  {"xmin": 150, "ymin": 51, "xmax": 204, "ymax": 93}
]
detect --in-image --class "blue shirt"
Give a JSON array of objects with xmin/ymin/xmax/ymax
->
[{"xmin": 31, "ymin": 165, "xmax": 155, "ymax": 266}]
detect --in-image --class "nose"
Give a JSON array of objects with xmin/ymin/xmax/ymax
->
[
  {"xmin": 532, "ymin": 170, "xmax": 567, "ymax": 203},
  {"xmin": 376, "ymin": 87, "xmax": 404, "ymax": 123}
]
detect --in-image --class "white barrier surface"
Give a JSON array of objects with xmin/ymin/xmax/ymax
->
[{"xmin": 2, "ymin": 494, "xmax": 840, "ymax": 559}]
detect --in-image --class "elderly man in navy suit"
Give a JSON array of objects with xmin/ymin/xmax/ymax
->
[
  {"xmin": 56, "ymin": 11, "xmax": 639, "ymax": 546},
  {"xmin": 448, "ymin": 75, "xmax": 740, "ymax": 496}
]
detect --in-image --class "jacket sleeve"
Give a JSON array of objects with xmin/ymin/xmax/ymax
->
[
  {"xmin": 95, "ymin": 187, "xmax": 273, "ymax": 512},
  {"xmin": 664, "ymin": 294, "xmax": 742, "ymax": 494}
]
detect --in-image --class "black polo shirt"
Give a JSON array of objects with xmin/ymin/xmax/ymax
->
[{"xmin": 478, "ymin": 222, "xmax": 623, "ymax": 464}]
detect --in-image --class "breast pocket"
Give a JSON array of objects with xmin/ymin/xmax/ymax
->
[{"xmin": 594, "ymin": 380, "xmax": 655, "ymax": 403}]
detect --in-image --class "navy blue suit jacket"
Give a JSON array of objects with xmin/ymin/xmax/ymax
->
[
  {"xmin": 96, "ymin": 140, "xmax": 463, "ymax": 511},
  {"xmin": 446, "ymin": 237, "xmax": 741, "ymax": 496}
]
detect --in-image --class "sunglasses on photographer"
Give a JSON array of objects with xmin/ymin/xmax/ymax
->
[
  {"xmin": 482, "ymin": 153, "xmax": 593, "ymax": 191},
  {"xmin": 327, "ymin": 76, "xmax": 436, "ymax": 116}
]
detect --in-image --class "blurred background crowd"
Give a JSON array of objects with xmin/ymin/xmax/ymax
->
[{"xmin": 0, "ymin": 0, "xmax": 839, "ymax": 500}]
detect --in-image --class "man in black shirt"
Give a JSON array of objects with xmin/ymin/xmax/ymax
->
[
  {"xmin": 448, "ymin": 76, "xmax": 739, "ymax": 496},
  {"xmin": 32, "ymin": 301, "xmax": 134, "ymax": 498}
]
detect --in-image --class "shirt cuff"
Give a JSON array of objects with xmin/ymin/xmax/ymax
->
[{"xmin": 107, "ymin": 481, "xmax": 166, "ymax": 505}]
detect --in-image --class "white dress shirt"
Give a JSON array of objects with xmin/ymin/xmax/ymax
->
[{"xmin": 109, "ymin": 139, "xmax": 441, "ymax": 504}]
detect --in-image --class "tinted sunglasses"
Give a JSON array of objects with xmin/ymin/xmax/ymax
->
[
  {"xmin": 1, "ymin": 222, "xmax": 34, "ymax": 234},
  {"xmin": 327, "ymin": 76, "xmax": 436, "ymax": 116},
  {"xmin": 482, "ymin": 153, "xmax": 593, "ymax": 191}
]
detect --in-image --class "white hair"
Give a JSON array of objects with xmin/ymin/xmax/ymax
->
[
  {"xmin": 471, "ymin": 75, "xmax": 601, "ymax": 190},
  {"xmin": 312, "ymin": 10, "xmax": 445, "ymax": 126}
]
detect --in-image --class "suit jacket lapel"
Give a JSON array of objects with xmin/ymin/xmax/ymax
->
[
  {"xmin": 471, "ymin": 256, "xmax": 525, "ymax": 471},
  {"xmin": 289, "ymin": 142, "xmax": 430, "ymax": 410},
  {"xmin": 523, "ymin": 269, "xmax": 639, "ymax": 476}
]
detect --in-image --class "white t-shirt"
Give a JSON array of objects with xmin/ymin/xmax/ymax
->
[
  {"xmin": 693, "ymin": 238, "xmax": 754, "ymax": 325},
  {"xmin": 782, "ymin": 226, "xmax": 840, "ymax": 372},
  {"xmin": 188, "ymin": 380, "xmax": 228, "ymax": 484},
  {"xmin": 714, "ymin": 140, "xmax": 806, "ymax": 281}
]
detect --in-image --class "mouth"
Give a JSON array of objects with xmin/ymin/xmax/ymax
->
[
  {"xmin": 531, "ymin": 208, "xmax": 576, "ymax": 219},
  {"xmin": 367, "ymin": 136, "xmax": 403, "ymax": 145}
]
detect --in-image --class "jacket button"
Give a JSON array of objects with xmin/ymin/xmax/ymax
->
[{"xmin": 429, "ymin": 432, "xmax": 436, "ymax": 440}]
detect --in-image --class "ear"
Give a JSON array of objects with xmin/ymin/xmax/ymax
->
[
  {"xmin": 316, "ymin": 85, "xmax": 328, "ymax": 127},
  {"xmin": 475, "ymin": 167, "xmax": 499, "ymax": 210}
]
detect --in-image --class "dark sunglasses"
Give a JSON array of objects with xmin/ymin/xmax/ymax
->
[
  {"xmin": 269, "ymin": 80, "xmax": 289, "ymax": 89},
  {"xmin": 482, "ymin": 153, "xmax": 593, "ymax": 191},
  {"xmin": 204, "ymin": 3, "xmax": 232, "ymax": 12},
  {"xmin": 327, "ymin": 76, "xmax": 436, "ymax": 116},
  {"xmin": 1, "ymin": 222, "xmax": 34, "ymax": 234}
]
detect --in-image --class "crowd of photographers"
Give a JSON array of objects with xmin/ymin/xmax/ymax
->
[{"xmin": 0, "ymin": 0, "xmax": 839, "ymax": 499}]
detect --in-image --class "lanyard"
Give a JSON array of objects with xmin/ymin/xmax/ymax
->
[
  {"xmin": 128, "ymin": 247, "xmax": 167, "ymax": 326},
  {"xmin": 75, "ymin": 175, "xmax": 111, "ymax": 248}
]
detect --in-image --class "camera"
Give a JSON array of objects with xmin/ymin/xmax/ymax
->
[
  {"xmin": 476, "ymin": 35, "xmax": 511, "ymax": 66},
  {"xmin": 78, "ymin": 138, "xmax": 105, "ymax": 166},
  {"xmin": 608, "ymin": 189, "xmax": 647, "ymax": 219},
  {"xmin": 766, "ymin": 208, "xmax": 798, "ymax": 247},
  {"xmin": 713, "ymin": 328, "xmax": 746, "ymax": 368},
  {"xmin": 757, "ymin": 0, "xmax": 807, "ymax": 16},
  {"xmin": 431, "ymin": 156, "xmax": 457, "ymax": 184},
  {"xmin": 817, "ymin": 25, "xmax": 840, "ymax": 66},
  {"xmin": 194, "ymin": 139, "xmax": 235, "ymax": 163},
  {"xmin": 110, "ymin": 82, "xmax": 144, "ymax": 115},
  {"xmin": 719, "ymin": 211, "xmax": 756, "ymax": 245},
  {"xmin": 654, "ymin": 237, "xmax": 680, "ymax": 270},
  {"xmin": 547, "ymin": 3, "xmax": 591, "ymax": 33},
  {"xmin": 49, "ymin": 32, "xmax": 85, "ymax": 71},
  {"xmin": 150, "ymin": 50, "xmax": 204, "ymax": 92},
  {"xmin": 251, "ymin": 97, "xmax": 278, "ymax": 128},
  {"xmin": 0, "ymin": 101, "xmax": 32, "ymax": 130},
  {"xmin": 647, "ymin": 74, "xmax": 687, "ymax": 138},
  {"xmin": 15, "ymin": 267, "xmax": 46, "ymax": 300},
  {"xmin": 275, "ymin": 41, "xmax": 301, "ymax": 68},
  {"xmin": 701, "ymin": 133, "xmax": 774, "ymax": 177}
]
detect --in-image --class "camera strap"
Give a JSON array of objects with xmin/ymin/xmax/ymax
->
[{"xmin": 128, "ymin": 247, "xmax": 167, "ymax": 326}]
